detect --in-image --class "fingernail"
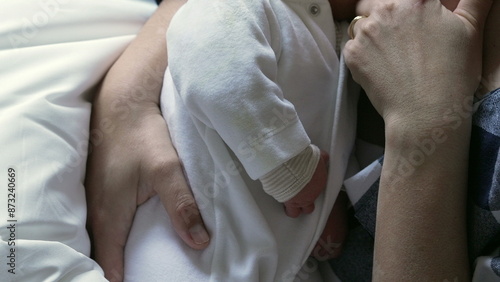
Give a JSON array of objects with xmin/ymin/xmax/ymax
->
[{"xmin": 189, "ymin": 223, "xmax": 209, "ymax": 245}]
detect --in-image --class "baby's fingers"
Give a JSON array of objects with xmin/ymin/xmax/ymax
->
[
  {"xmin": 301, "ymin": 203, "xmax": 315, "ymax": 214},
  {"xmin": 284, "ymin": 204, "xmax": 301, "ymax": 218},
  {"xmin": 284, "ymin": 202, "xmax": 315, "ymax": 217}
]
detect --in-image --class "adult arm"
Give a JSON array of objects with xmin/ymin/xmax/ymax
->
[
  {"xmin": 344, "ymin": 0, "xmax": 492, "ymax": 280},
  {"xmin": 85, "ymin": 1, "xmax": 210, "ymax": 281}
]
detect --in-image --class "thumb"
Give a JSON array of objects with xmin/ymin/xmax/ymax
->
[
  {"xmin": 154, "ymin": 164, "xmax": 210, "ymax": 250},
  {"xmin": 454, "ymin": 0, "xmax": 493, "ymax": 31}
]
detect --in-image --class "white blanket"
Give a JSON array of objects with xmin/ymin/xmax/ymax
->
[{"xmin": 0, "ymin": 0, "xmax": 156, "ymax": 280}]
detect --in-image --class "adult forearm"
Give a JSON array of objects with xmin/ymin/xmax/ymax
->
[
  {"xmin": 373, "ymin": 4, "xmax": 500, "ymax": 279},
  {"xmin": 94, "ymin": 0, "xmax": 187, "ymax": 126},
  {"xmin": 344, "ymin": 0, "xmax": 492, "ymax": 280},
  {"xmin": 373, "ymin": 116, "xmax": 471, "ymax": 281}
]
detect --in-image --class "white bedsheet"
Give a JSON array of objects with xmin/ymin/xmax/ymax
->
[{"xmin": 0, "ymin": 0, "xmax": 156, "ymax": 281}]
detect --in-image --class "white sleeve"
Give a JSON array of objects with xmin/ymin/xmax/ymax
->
[
  {"xmin": 259, "ymin": 144, "xmax": 321, "ymax": 202},
  {"xmin": 167, "ymin": 0, "xmax": 310, "ymax": 179}
]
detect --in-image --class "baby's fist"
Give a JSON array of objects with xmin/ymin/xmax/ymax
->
[{"xmin": 284, "ymin": 150, "xmax": 329, "ymax": 218}]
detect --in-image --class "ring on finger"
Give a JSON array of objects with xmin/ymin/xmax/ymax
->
[{"xmin": 348, "ymin": 15, "xmax": 368, "ymax": 40}]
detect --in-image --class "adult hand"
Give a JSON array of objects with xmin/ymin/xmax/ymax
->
[
  {"xmin": 85, "ymin": 1, "xmax": 209, "ymax": 281},
  {"xmin": 357, "ymin": 0, "xmax": 460, "ymax": 15},
  {"xmin": 343, "ymin": 0, "xmax": 492, "ymax": 280},
  {"xmin": 345, "ymin": 0, "xmax": 492, "ymax": 126}
]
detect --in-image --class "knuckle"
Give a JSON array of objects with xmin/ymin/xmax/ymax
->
[
  {"xmin": 361, "ymin": 21, "xmax": 379, "ymax": 38},
  {"xmin": 147, "ymin": 156, "xmax": 178, "ymax": 177},
  {"xmin": 174, "ymin": 193, "xmax": 199, "ymax": 224},
  {"xmin": 380, "ymin": 1, "xmax": 396, "ymax": 13},
  {"xmin": 343, "ymin": 42, "xmax": 358, "ymax": 68},
  {"xmin": 175, "ymin": 193, "xmax": 196, "ymax": 211},
  {"xmin": 372, "ymin": 0, "xmax": 396, "ymax": 17},
  {"xmin": 145, "ymin": 155, "xmax": 185, "ymax": 190}
]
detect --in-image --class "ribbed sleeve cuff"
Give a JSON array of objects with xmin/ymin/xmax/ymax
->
[{"xmin": 259, "ymin": 144, "xmax": 321, "ymax": 202}]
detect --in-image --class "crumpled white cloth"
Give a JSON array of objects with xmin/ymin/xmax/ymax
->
[{"xmin": 0, "ymin": 0, "xmax": 156, "ymax": 281}]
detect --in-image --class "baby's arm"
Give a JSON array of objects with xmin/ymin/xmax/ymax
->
[
  {"xmin": 167, "ymin": 1, "xmax": 330, "ymax": 215},
  {"xmin": 168, "ymin": 3, "xmax": 310, "ymax": 180}
]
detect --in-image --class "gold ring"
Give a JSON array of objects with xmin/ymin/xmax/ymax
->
[{"xmin": 348, "ymin": 15, "xmax": 367, "ymax": 40}]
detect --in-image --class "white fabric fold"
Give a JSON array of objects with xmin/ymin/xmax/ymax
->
[
  {"xmin": 0, "ymin": 0, "xmax": 156, "ymax": 280},
  {"xmin": 260, "ymin": 144, "xmax": 321, "ymax": 203}
]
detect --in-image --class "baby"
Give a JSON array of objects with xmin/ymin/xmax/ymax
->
[{"xmin": 161, "ymin": 0, "xmax": 359, "ymax": 266}]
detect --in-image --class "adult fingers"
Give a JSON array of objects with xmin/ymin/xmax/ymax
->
[
  {"xmin": 454, "ymin": 0, "xmax": 493, "ymax": 31},
  {"xmin": 347, "ymin": 15, "xmax": 369, "ymax": 42},
  {"xmin": 355, "ymin": 0, "xmax": 388, "ymax": 16},
  {"xmin": 301, "ymin": 203, "xmax": 315, "ymax": 214},
  {"xmin": 284, "ymin": 204, "xmax": 302, "ymax": 218},
  {"xmin": 142, "ymin": 115, "xmax": 210, "ymax": 249},
  {"xmin": 355, "ymin": 0, "xmax": 372, "ymax": 16},
  {"xmin": 154, "ymin": 162, "xmax": 210, "ymax": 249}
]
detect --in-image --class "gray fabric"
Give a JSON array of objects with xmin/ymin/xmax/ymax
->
[{"xmin": 329, "ymin": 225, "xmax": 373, "ymax": 282}]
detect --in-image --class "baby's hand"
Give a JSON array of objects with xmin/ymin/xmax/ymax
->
[{"xmin": 283, "ymin": 151, "xmax": 329, "ymax": 218}]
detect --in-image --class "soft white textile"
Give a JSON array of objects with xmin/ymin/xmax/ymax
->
[
  {"xmin": 0, "ymin": 0, "xmax": 156, "ymax": 280},
  {"xmin": 124, "ymin": 0, "xmax": 359, "ymax": 281},
  {"xmin": 260, "ymin": 144, "xmax": 321, "ymax": 203}
]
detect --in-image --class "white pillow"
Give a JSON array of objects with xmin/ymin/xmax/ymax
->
[{"xmin": 0, "ymin": 0, "xmax": 156, "ymax": 280}]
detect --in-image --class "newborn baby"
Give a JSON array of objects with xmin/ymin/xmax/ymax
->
[{"xmin": 162, "ymin": 0, "xmax": 360, "ymax": 262}]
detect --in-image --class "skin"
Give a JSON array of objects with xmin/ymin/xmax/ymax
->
[
  {"xmin": 283, "ymin": 151, "xmax": 329, "ymax": 217},
  {"xmin": 86, "ymin": 1, "xmax": 361, "ymax": 279},
  {"xmin": 86, "ymin": 0, "xmax": 498, "ymax": 280},
  {"xmin": 85, "ymin": 2, "xmax": 205, "ymax": 281},
  {"xmin": 345, "ymin": 0, "xmax": 493, "ymax": 280}
]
